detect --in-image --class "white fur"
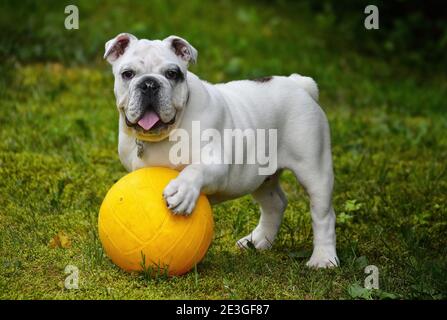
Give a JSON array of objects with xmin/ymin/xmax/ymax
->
[
  {"xmin": 289, "ymin": 73, "xmax": 319, "ymax": 102},
  {"xmin": 107, "ymin": 34, "xmax": 338, "ymax": 268}
]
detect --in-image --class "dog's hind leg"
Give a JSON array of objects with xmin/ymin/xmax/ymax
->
[
  {"xmin": 285, "ymin": 110, "xmax": 339, "ymax": 268},
  {"xmin": 237, "ymin": 170, "xmax": 288, "ymax": 250}
]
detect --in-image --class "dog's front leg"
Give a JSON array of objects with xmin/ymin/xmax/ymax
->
[{"xmin": 163, "ymin": 164, "xmax": 227, "ymax": 215}]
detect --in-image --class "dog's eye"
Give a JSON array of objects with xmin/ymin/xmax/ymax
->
[
  {"xmin": 165, "ymin": 69, "xmax": 178, "ymax": 80},
  {"xmin": 121, "ymin": 70, "xmax": 135, "ymax": 80}
]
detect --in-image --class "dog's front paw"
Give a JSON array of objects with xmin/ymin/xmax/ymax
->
[
  {"xmin": 306, "ymin": 246, "xmax": 339, "ymax": 268},
  {"xmin": 236, "ymin": 226, "xmax": 276, "ymax": 250},
  {"xmin": 163, "ymin": 178, "xmax": 200, "ymax": 215}
]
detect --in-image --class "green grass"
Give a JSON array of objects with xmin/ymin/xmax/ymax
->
[{"xmin": 1, "ymin": 0, "xmax": 446, "ymax": 299}]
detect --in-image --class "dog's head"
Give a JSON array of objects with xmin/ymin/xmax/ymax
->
[{"xmin": 104, "ymin": 33, "xmax": 197, "ymax": 141}]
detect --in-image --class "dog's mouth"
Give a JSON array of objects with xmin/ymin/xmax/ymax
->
[{"xmin": 126, "ymin": 110, "xmax": 175, "ymax": 132}]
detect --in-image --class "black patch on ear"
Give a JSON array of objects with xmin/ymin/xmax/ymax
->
[
  {"xmin": 171, "ymin": 38, "xmax": 186, "ymax": 57},
  {"xmin": 251, "ymin": 76, "xmax": 273, "ymax": 83},
  {"xmin": 114, "ymin": 37, "xmax": 130, "ymax": 56},
  {"xmin": 104, "ymin": 34, "xmax": 132, "ymax": 62}
]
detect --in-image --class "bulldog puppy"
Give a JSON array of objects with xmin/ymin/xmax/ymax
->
[{"xmin": 104, "ymin": 33, "xmax": 338, "ymax": 268}]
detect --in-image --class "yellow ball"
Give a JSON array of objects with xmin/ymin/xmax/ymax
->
[{"xmin": 98, "ymin": 167, "xmax": 214, "ymax": 276}]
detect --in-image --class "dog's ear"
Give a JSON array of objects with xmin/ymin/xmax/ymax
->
[
  {"xmin": 164, "ymin": 35, "xmax": 198, "ymax": 65},
  {"xmin": 104, "ymin": 33, "xmax": 137, "ymax": 64}
]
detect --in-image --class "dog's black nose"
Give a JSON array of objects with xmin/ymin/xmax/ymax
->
[{"xmin": 139, "ymin": 77, "xmax": 160, "ymax": 94}]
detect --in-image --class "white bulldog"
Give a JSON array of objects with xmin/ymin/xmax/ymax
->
[{"xmin": 104, "ymin": 33, "xmax": 338, "ymax": 268}]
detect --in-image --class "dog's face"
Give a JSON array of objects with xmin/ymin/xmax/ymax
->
[{"xmin": 104, "ymin": 33, "xmax": 197, "ymax": 141}]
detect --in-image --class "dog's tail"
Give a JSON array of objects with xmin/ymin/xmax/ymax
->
[{"xmin": 288, "ymin": 73, "xmax": 319, "ymax": 102}]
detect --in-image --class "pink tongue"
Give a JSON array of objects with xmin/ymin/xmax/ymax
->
[{"xmin": 137, "ymin": 110, "xmax": 160, "ymax": 130}]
